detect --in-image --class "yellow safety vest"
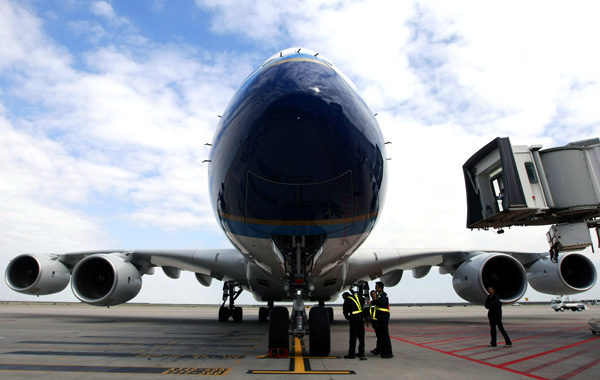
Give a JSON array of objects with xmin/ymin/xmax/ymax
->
[
  {"xmin": 370, "ymin": 304, "xmax": 377, "ymax": 320},
  {"xmin": 372, "ymin": 292, "xmax": 390, "ymax": 320},
  {"xmin": 349, "ymin": 294, "xmax": 363, "ymax": 315}
]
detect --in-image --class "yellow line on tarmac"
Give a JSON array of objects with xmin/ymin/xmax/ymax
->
[{"xmin": 248, "ymin": 338, "xmax": 354, "ymax": 375}]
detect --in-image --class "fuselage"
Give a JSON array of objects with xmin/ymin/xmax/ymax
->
[{"xmin": 209, "ymin": 48, "xmax": 387, "ymax": 301}]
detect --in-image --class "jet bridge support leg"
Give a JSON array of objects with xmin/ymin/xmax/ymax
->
[{"xmin": 218, "ymin": 281, "xmax": 243, "ymax": 322}]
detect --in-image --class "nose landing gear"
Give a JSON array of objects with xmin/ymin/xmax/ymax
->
[{"xmin": 218, "ymin": 281, "xmax": 243, "ymax": 322}]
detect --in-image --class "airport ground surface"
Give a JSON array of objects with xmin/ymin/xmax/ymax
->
[{"xmin": 1, "ymin": 302, "xmax": 599, "ymax": 379}]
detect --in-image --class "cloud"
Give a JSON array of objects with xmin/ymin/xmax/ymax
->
[{"xmin": 2, "ymin": 0, "xmax": 600, "ymax": 304}]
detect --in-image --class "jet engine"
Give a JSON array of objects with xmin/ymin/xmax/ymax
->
[
  {"xmin": 5, "ymin": 254, "xmax": 70, "ymax": 295},
  {"xmin": 71, "ymin": 254, "xmax": 142, "ymax": 307},
  {"xmin": 527, "ymin": 252, "xmax": 597, "ymax": 295},
  {"xmin": 452, "ymin": 252, "xmax": 527, "ymax": 304}
]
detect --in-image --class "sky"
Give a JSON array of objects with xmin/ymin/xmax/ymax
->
[{"xmin": 2, "ymin": 0, "xmax": 600, "ymax": 306}]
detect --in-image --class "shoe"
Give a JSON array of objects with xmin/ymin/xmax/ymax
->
[
  {"xmin": 359, "ymin": 357, "xmax": 367, "ymax": 361},
  {"xmin": 357, "ymin": 353, "xmax": 366, "ymax": 358},
  {"xmin": 370, "ymin": 349, "xmax": 380, "ymax": 355},
  {"xmin": 503, "ymin": 344, "xmax": 512, "ymax": 348},
  {"xmin": 487, "ymin": 344, "xmax": 496, "ymax": 347},
  {"xmin": 343, "ymin": 355, "xmax": 355, "ymax": 359},
  {"xmin": 381, "ymin": 354, "xmax": 394, "ymax": 359}
]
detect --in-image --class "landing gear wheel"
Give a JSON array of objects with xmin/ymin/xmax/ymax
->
[
  {"xmin": 326, "ymin": 307, "xmax": 334, "ymax": 322},
  {"xmin": 259, "ymin": 307, "xmax": 269, "ymax": 322},
  {"xmin": 233, "ymin": 306, "xmax": 243, "ymax": 322},
  {"xmin": 218, "ymin": 306, "xmax": 229, "ymax": 322},
  {"xmin": 309, "ymin": 306, "xmax": 331, "ymax": 356},
  {"xmin": 269, "ymin": 307, "xmax": 290, "ymax": 353}
]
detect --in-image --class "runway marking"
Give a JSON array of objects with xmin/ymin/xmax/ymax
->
[
  {"xmin": 0, "ymin": 364, "xmax": 230, "ymax": 375},
  {"xmin": 248, "ymin": 337, "xmax": 355, "ymax": 375}
]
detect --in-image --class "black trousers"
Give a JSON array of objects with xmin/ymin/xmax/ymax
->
[
  {"xmin": 489, "ymin": 317, "xmax": 511, "ymax": 346},
  {"xmin": 348, "ymin": 316, "xmax": 365, "ymax": 356},
  {"xmin": 371, "ymin": 320, "xmax": 381, "ymax": 351},
  {"xmin": 376, "ymin": 313, "xmax": 393, "ymax": 356}
]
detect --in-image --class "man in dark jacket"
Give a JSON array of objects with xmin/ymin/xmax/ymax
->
[
  {"xmin": 342, "ymin": 291, "xmax": 367, "ymax": 359},
  {"xmin": 485, "ymin": 287, "xmax": 512, "ymax": 347},
  {"xmin": 370, "ymin": 281, "xmax": 393, "ymax": 358}
]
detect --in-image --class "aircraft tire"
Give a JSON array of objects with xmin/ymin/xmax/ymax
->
[
  {"xmin": 309, "ymin": 306, "xmax": 331, "ymax": 356},
  {"xmin": 326, "ymin": 306, "xmax": 334, "ymax": 322},
  {"xmin": 233, "ymin": 306, "xmax": 243, "ymax": 322},
  {"xmin": 218, "ymin": 306, "xmax": 229, "ymax": 322},
  {"xmin": 268, "ymin": 307, "xmax": 289, "ymax": 352},
  {"xmin": 259, "ymin": 307, "xmax": 269, "ymax": 322}
]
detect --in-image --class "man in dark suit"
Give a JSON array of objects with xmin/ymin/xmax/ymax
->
[{"xmin": 485, "ymin": 287, "xmax": 512, "ymax": 347}]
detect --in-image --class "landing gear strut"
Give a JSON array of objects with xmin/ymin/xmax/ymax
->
[
  {"xmin": 267, "ymin": 234, "xmax": 331, "ymax": 356},
  {"xmin": 219, "ymin": 281, "xmax": 243, "ymax": 322}
]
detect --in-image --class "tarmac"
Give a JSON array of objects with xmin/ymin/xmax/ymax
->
[{"xmin": 1, "ymin": 302, "xmax": 599, "ymax": 379}]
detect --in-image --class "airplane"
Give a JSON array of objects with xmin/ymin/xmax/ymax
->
[{"xmin": 5, "ymin": 47, "xmax": 598, "ymax": 357}]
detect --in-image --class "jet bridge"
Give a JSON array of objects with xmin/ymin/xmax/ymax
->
[{"xmin": 463, "ymin": 137, "xmax": 600, "ymax": 260}]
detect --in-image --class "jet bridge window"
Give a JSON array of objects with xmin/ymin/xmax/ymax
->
[
  {"xmin": 490, "ymin": 170, "xmax": 504, "ymax": 213},
  {"xmin": 524, "ymin": 162, "xmax": 538, "ymax": 184}
]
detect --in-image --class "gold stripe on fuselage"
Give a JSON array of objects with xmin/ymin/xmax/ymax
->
[{"xmin": 218, "ymin": 210, "xmax": 378, "ymax": 227}]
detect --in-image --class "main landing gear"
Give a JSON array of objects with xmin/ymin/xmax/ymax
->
[{"xmin": 218, "ymin": 281, "xmax": 243, "ymax": 322}]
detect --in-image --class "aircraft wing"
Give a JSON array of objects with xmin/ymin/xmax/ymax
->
[
  {"xmin": 343, "ymin": 248, "xmax": 595, "ymax": 304},
  {"xmin": 5, "ymin": 248, "xmax": 252, "ymax": 306},
  {"xmin": 59, "ymin": 248, "xmax": 250, "ymax": 283},
  {"xmin": 6, "ymin": 246, "xmax": 596, "ymax": 307}
]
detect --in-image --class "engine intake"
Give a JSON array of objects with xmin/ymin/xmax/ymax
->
[
  {"xmin": 453, "ymin": 252, "xmax": 527, "ymax": 304},
  {"xmin": 71, "ymin": 254, "xmax": 142, "ymax": 306},
  {"xmin": 527, "ymin": 252, "xmax": 597, "ymax": 295},
  {"xmin": 5, "ymin": 254, "xmax": 70, "ymax": 295}
]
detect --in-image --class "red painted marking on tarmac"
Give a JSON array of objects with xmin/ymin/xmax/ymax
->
[
  {"xmin": 420, "ymin": 333, "xmax": 488, "ymax": 346},
  {"xmin": 555, "ymin": 355, "xmax": 600, "ymax": 380},
  {"xmin": 524, "ymin": 341, "xmax": 600, "ymax": 374},
  {"xmin": 499, "ymin": 337, "xmax": 599, "ymax": 367},
  {"xmin": 389, "ymin": 334, "xmax": 549, "ymax": 380}
]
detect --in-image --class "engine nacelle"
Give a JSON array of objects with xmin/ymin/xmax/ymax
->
[
  {"xmin": 71, "ymin": 254, "xmax": 142, "ymax": 307},
  {"xmin": 453, "ymin": 252, "xmax": 527, "ymax": 304},
  {"xmin": 527, "ymin": 252, "xmax": 597, "ymax": 295},
  {"xmin": 5, "ymin": 254, "xmax": 70, "ymax": 295}
]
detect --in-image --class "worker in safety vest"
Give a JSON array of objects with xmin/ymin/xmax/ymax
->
[
  {"xmin": 342, "ymin": 291, "xmax": 367, "ymax": 359},
  {"xmin": 368, "ymin": 290, "xmax": 380, "ymax": 354},
  {"xmin": 370, "ymin": 281, "xmax": 393, "ymax": 358}
]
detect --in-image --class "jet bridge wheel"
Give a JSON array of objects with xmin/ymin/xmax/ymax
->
[
  {"xmin": 268, "ymin": 307, "xmax": 290, "ymax": 353},
  {"xmin": 309, "ymin": 306, "xmax": 331, "ymax": 356}
]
